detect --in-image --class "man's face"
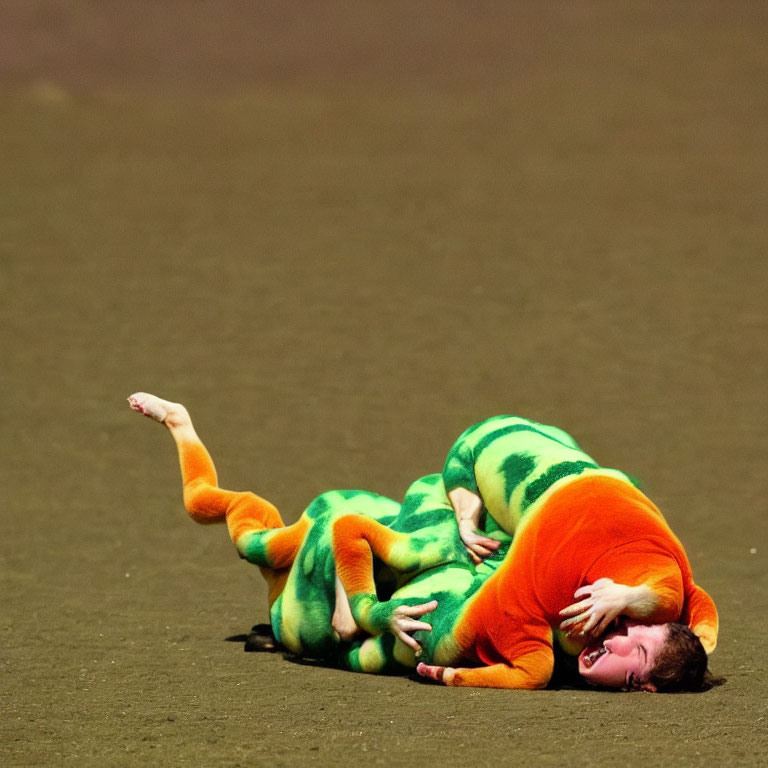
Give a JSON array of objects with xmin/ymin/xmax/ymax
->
[{"xmin": 577, "ymin": 620, "xmax": 669, "ymax": 690}]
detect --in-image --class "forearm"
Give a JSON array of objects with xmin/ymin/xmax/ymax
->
[
  {"xmin": 421, "ymin": 652, "xmax": 554, "ymax": 689},
  {"xmin": 628, "ymin": 567, "xmax": 685, "ymax": 623},
  {"xmin": 560, "ymin": 575, "xmax": 683, "ymax": 638},
  {"xmin": 448, "ymin": 487, "xmax": 483, "ymax": 526},
  {"xmin": 621, "ymin": 583, "xmax": 662, "ymax": 621},
  {"xmin": 332, "ymin": 515, "xmax": 414, "ymax": 634},
  {"xmin": 632, "ymin": 582, "xmax": 682, "ymax": 623},
  {"xmin": 347, "ymin": 594, "xmax": 397, "ymax": 634},
  {"xmin": 583, "ymin": 555, "xmax": 685, "ymax": 627}
]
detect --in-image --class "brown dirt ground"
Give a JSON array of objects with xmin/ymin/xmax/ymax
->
[{"xmin": 2, "ymin": 3, "xmax": 767, "ymax": 766}]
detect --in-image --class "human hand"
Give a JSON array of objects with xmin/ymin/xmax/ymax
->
[
  {"xmin": 416, "ymin": 662, "xmax": 456, "ymax": 684},
  {"xmin": 558, "ymin": 578, "xmax": 634, "ymax": 638},
  {"xmin": 457, "ymin": 519, "xmax": 501, "ymax": 564},
  {"xmin": 391, "ymin": 600, "xmax": 438, "ymax": 653},
  {"xmin": 449, "ymin": 488, "xmax": 499, "ymax": 563}
]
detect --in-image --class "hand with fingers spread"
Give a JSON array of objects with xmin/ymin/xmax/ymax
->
[
  {"xmin": 559, "ymin": 578, "xmax": 639, "ymax": 639},
  {"xmin": 390, "ymin": 600, "xmax": 438, "ymax": 653}
]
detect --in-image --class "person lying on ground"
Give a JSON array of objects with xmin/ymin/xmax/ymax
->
[
  {"xmin": 334, "ymin": 415, "xmax": 719, "ymax": 689},
  {"xmin": 127, "ymin": 392, "xmax": 471, "ymax": 661},
  {"xmin": 441, "ymin": 415, "xmax": 718, "ymax": 649},
  {"xmin": 128, "ymin": 394, "xmax": 720, "ymax": 691}
]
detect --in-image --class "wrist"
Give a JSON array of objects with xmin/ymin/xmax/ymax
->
[
  {"xmin": 349, "ymin": 593, "xmax": 391, "ymax": 634},
  {"xmin": 623, "ymin": 584, "xmax": 658, "ymax": 619}
]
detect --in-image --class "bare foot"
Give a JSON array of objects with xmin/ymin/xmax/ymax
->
[{"xmin": 127, "ymin": 392, "xmax": 191, "ymax": 429}]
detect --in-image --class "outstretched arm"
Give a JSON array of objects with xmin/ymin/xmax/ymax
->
[{"xmin": 416, "ymin": 649, "xmax": 554, "ymax": 689}]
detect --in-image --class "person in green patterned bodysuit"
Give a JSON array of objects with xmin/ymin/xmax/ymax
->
[
  {"xmin": 127, "ymin": 392, "xmax": 511, "ymax": 671},
  {"xmin": 440, "ymin": 415, "xmax": 643, "ymax": 643},
  {"xmin": 128, "ymin": 395, "xmax": 717, "ymax": 689},
  {"xmin": 443, "ymin": 415, "xmax": 630, "ymax": 552}
]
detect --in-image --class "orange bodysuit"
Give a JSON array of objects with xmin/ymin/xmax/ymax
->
[
  {"xmin": 444, "ymin": 474, "xmax": 718, "ymax": 688},
  {"xmin": 334, "ymin": 416, "xmax": 718, "ymax": 687}
]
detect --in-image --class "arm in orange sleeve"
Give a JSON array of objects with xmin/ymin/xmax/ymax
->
[
  {"xmin": 586, "ymin": 549, "xmax": 685, "ymax": 624},
  {"xmin": 332, "ymin": 514, "xmax": 456, "ymax": 634},
  {"xmin": 681, "ymin": 583, "xmax": 719, "ymax": 653},
  {"xmin": 418, "ymin": 649, "xmax": 554, "ymax": 689},
  {"xmin": 583, "ymin": 555, "xmax": 718, "ymax": 652}
]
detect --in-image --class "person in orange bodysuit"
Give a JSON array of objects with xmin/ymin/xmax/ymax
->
[
  {"xmin": 410, "ymin": 473, "xmax": 716, "ymax": 689},
  {"xmin": 333, "ymin": 416, "xmax": 719, "ymax": 690}
]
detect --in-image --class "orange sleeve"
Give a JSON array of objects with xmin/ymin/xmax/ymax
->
[
  {"xmin": 446, "ymin": 650, "xmax": 554, "ymax": 689},
  {"xmin": 587, "ymin": 548, "xmax": 684, "ymax": 624},
  {"xmin": 682, "ymin": 583, "xmax": 719, "ymax": 653}
]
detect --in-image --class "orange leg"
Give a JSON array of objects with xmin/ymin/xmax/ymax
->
[
  {"xmin": 176, "ymin": 436, "xmax": 311, "ymax": 607},
  {"xmin": 129, "ymin": 392, "xmax": 308, "ymax": 605}
]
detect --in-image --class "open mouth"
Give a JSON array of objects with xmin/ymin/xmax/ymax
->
[
  {"xmin": 579, "ymin": 644, "xmax": 610, "ymax": 668},
  {"xmin": 579, "ymin": 621, "xmax": 629, "ymax": 668}
]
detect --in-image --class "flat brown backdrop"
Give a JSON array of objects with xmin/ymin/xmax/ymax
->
[{"xmin": 2, "ymin": 2, "xmax": 766, "ymax": 766}]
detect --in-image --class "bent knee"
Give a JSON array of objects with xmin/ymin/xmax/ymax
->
[
  {"xmin": 183, "ymin": 480, "xmax": 227, "ymax": 523},
  {"xmin": 333, "ymin": 513, "xmax": 364, "ymax": 539},
  {"xmin": 229, "ymin": 491, "xmax": 282, "ymax": 526}
]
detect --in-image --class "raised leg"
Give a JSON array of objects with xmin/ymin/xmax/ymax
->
[
  {"xmin": 127, "ymin": 392, "xmax": 308, "ymax": 603},
  {"xmin": 128, "ymin": 392, "xmax": 237, "ymax": 523}
]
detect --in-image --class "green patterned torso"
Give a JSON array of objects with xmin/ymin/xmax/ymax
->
[{"xmin": 443, "ymin": 415, "xmax": 634, "ymax": 536}]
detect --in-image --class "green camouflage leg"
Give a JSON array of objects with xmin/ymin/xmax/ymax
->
[{"xmin": 339, "ymin": 634, "xmax": 416, "ymax": 674}]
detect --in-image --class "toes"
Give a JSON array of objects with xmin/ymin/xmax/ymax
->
[
  {"xmin": 127, "ymin": 392, "xmax": 168, "ymax": 423},
  {"xmin": 127, "ymin": 394, "xmax": 148, "ymax": 414}
]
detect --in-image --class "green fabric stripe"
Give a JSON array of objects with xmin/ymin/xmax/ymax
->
[{"xmin": 522, "ymin": 460, "xmax": 598, "ymax": 510}]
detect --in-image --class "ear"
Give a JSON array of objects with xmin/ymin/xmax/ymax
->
[{"xmin": 638, "ymin": 681, "xmax": 658, "ymax": 693}]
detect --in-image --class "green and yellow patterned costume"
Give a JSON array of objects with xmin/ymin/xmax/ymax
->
[
  {"xmin": 442, "ymin": 415, "xmax": 633, "ymax": 535},
  {"xmin": 241, "ymin": 472, "xmax": 510, "ymax": 672},
  {"xmin": 167, "ymin": 414, "xmax": 717, "ymax": 686}
]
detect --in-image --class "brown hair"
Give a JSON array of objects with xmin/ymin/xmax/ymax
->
[{"xmin": 646, "ymin": 623, "xmax": 724, "ymax": 693}]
